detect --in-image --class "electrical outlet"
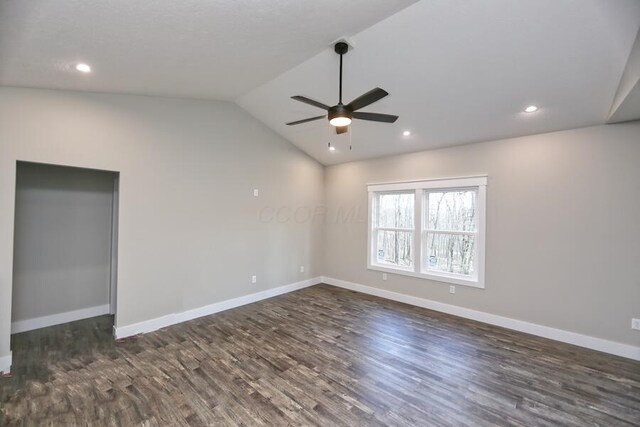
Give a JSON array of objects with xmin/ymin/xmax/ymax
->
[
  {"xmin": 632, "ymin": 318, "xmax": 640, "ymax": 330},
  {"xmin": 449, "ymin": 285, "xmax": 456, "ymax": 294},
  {"xmin": 300, "ymin": 265, "xmax": 304, "ymax": 273},
  {"xmin": 253, "ymin": 189, "xmax": 259, "ymax": 197},
  {"xmin": 251, "ymin": 275, "xmax": 257, "ymax": 284},
  {"xmin": 382, "ymin": 273, "xmax": 387, "ymax": 281}
]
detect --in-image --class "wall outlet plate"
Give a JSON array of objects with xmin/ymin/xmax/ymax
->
[
  {"xmin": 251, "ymin": 275, "xmax": 257, "ymax": 284},
  {"xmin": 382, "ymin": 273, "xmax": 387, "ymax": 281},
  {"xmin": 449, "ymin": 285, "xmax": 456, "ymax": 294},
  {"xmin": 253, "ymin": 189, "xmax": 259, "ymax": 197},
  {"xmin": 300, "ymin": 266, "xmax": 304, "ymax": 273},
  {"xmin": 632, "ymin": 318, "xmax": 640, "ymax": 330}
]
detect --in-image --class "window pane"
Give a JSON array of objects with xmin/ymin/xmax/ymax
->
[
  {"xmin": 425, "ymin": 233, "xmax": 475, "ymax": 276},
  {"xmin": 376, "ymin": 230, "xmax": 413, "ymax": 268},
  {"xmin": 427, "ymin": 190, "xmax": 476, "ymax": 231},
  {"xmin": 378, "ymin": 193, "xmax": 414, "ymax": 229}
]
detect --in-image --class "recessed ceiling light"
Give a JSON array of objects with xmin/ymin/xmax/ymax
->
[
  {"xmin": 524, "ymin": 105, "xmax": 538, "ymax": 113},
  {"xmin": 75, "ymin": 63, "xmax": 91, "ymax": 73},
  {"xmin": 403, "ymin": 130, "xmax": 411, "ymax": 136},
  {"xmin": 329, "ymin": 146, "xmax": 336, "ymax": 151}
]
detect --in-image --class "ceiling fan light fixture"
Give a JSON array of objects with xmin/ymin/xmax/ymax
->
[
  {"xmin": 328, "ymin": 104, "xmax": 352, "ymax": 127},
  {"xmin": 329, "ymin": 116, "xmax": 352, "ymax": 127}
]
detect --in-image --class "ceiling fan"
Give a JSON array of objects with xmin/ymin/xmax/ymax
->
[{"xmin": 286, "ymin": 42, "xmax": 398, "ymax": 135}]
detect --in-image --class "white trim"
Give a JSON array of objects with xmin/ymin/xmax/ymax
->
[
  {"xmin": 114, "ymin": 313, "xmax": 176, "ymax": 339},
  {"xmin": 11, "ymin": 304, "xmax": 111, "ymax": 334},
  {"xmin": 114, "ymin": 277, "xmax": 322, "ymax": 339},
  {"xmin": 368, "ymin": 176, "xmax": 488, "ymax": 192},
  {"xmin": 109, "ymin": 174, "xmax": 119, "ymax": 316},
  {"xmin": 424, "ymin": 229, "xmax": 477, "ymax": 236},
  {"xmin": 414, "ymin": 188, "xmax": 423, "ymax": 279},
  {"xmin": 476, "ymin": 184, "xmax": 486, "ymax": 287},
  {"xmin": 0, "ymin": 352, "xmax": 11, "ymax": 374},
  {"xmin": 368, "ymin": 264, "xmax": 484, "ymax": 288},
  {"xmin": 376, "ymin": 227, "xmax": 414, "ymax": 232},
  {"xmin": 369, "ymin": 192, "xmax": 378, "ymax": 268},
  {"xmin": 321, "ymin": 276, "xmax": 640, "ymax": 361}
]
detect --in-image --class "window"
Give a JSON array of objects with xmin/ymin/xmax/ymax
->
[
  {"xmin": 368, "ymin": 176, "xmax": 486, "ymax": 288},
  {"xmin": 424, "ymin": 189, "xmax": 477, "ymax": 277},
  {"xmin": 372, "ymin": 192, "xmax": 414, "ymax": 269}
]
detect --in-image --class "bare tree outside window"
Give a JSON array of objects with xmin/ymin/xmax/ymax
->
[
  {"xmin": 425, "ymin": 190, "xmax": 476, "ymax": 275},
  {"xmin": 374, "ymin": 193, "xmax": 413, "ymax": 268}
]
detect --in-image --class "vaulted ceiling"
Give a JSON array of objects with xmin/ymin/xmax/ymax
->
[
  {"xmin": 0, "ymin": 0, "xmax": 416, "ymax": 100},
  {"xmin": 237, "ymin": 0, "xmax": 640, "ymax": 164},
  {"xmin": 2, "ymin": 0, "xmax": 639, "ymax": 165}
]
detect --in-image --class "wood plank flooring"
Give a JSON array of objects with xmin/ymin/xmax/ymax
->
[{"xmin": 1, "ymin": 284, "xmax": 639, "ymax": 426}]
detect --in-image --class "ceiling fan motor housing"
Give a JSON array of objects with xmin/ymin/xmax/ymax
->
[{"xmin": 328, "ymin": 104, "xmax": 352, "ymax": 122}]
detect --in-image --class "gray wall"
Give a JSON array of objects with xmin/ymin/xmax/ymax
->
[
  {"xmin": 0, "ymin": 87, "xmax": 325, "ymax": 361},
  {"xmin": 324, "ymin": 122, "xmax": 640, "ymax": 347},
  {"xmin": 12, "ymin": 162, "xmax": 115, "ymax": 322},
  {"xmin": 1, "ymin": 85, "xmax": 637, "ymax": 364}
]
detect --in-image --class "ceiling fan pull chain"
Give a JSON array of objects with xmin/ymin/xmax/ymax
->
[{"xmin": 327, "ymin": 120, "xmax": 331, "ymax": 146}]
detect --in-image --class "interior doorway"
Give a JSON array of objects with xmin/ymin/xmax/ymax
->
[{"xmin": 11, "ymin": 161, "xmax": 119, "ymax": 334}]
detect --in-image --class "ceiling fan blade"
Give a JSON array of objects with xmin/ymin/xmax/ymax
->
[
  {"xmin": 336, "ymin": 126, "xmax": 348, "ymax": 135},
  {"xmin": 286, "ymin": 115, "xmax": 325, "ymax": 126},
  {"xmin": 291, "ymin": 96, "xmax": 330, "ymax": 110},
  {"xmin": 353, "ymin": 112, "xmax": 399, "ymax": 123},
  {"xmin": 347, "ymin": 88, "xmax": 389, "ymax": 111}
]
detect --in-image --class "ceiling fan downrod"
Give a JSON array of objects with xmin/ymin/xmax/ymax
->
[{"xmin": 335, "ymin": 41, "xmax": 349, "ymax": 105}]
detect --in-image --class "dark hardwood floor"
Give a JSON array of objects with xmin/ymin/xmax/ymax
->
[{"xmin": 1, "ymin": 284, "xmax": 639, "ymax": 426}]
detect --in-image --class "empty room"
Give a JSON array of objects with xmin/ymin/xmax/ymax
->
[{"xmin": 1, "ymin": 0, "xmax": 639, "ymax": 425}]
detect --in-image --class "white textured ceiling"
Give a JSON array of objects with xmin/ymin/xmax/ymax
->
[
  {"xmin": 2, "ymin": 0, "xmax": 639, "ymax": 165},
  {"xmin": 0, "ymin": 0, "xmax": 416, "ymax": 100},
  {"xmin": 238, "ymin": 0, "xmax": 640, "ymax": 165}
]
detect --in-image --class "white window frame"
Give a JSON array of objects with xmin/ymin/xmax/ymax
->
[
  {"xmin": 370, "ymin": 190, "xmax": 416, "ymax": 272},
  {"xmin": 368, "ymin": 176, "xmax": 487, "ymax": 288}
]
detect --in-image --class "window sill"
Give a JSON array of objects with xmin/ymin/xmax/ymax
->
[{"xmin": 368, "ymin": 264, "xmax": 485, "ymax": 289}]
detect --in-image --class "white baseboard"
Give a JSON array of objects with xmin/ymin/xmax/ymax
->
[
  {"xmin": 321, "ymin": 276, "xmax": 640, "ymax": 361},
  {"xmin": 114, "ymin": 277, "xmax": 322, "ymax": 339},
  {"xmin": 11, "ymin": 304, "xmax": 111, "ymax": 334},
  {"xmin": 0, "ymin": 352, "xmax": 11, "ymax": 374}
]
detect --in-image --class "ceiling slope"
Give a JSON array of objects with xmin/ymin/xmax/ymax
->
[
  {"xmin": 0, "ymin": 0, "xmax": 417, "ymax": 100},
  {"xmin": 237, "ymin": 0, "xmax": 640, "ymax": 165},
  {"xmin": 609, "ymin": 29, "xmax": 640, "ymax": 123}
]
